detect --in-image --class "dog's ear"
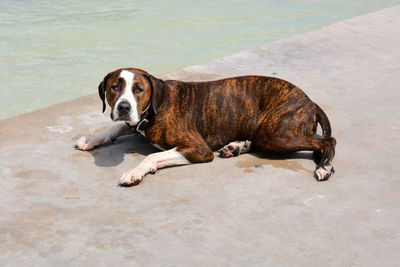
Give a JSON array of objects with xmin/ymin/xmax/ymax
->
[
  {"xmin": 143, "ymin": 74, "xmax": 164, "ymax": 115},
  {"xmin": 98, "ymin": 72, "xmax": 112, "ymax": 113}
]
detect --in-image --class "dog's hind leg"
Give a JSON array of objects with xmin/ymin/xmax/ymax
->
[
  {"xmin": 253, "ymin": 135, "xmax": 336, "ymax": 181},
  {"xmin": 218, "ymin": 140, "xmax": 252, "ymax": 158},
  {"xmin": 313, "ymin": 137, "xmax": 336, "ymax": 181}
]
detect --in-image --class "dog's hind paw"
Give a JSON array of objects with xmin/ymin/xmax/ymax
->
[
  {"xmin": 218, "ymin": 140, "xmax": 251, "ymax": 158},
  {"xmin": 314, "ymin": 164, "xmax": 335, "ymax": 181}
]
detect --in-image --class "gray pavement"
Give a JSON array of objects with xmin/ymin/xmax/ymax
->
[{"xmin": 1, "ymin": 6, "xmax": 400, "ymax": 266}]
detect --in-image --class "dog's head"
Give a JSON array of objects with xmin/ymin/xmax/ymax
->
[{"xmin": 98, "ymin": 68, "xmax": 162, "ymax": 125}]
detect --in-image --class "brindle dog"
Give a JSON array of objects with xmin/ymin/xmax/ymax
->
[{"xmin": 75, "ymin": 68, "xmax": 336, "ymax": 186}]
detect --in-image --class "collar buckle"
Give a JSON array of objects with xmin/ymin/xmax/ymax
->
[
  {"xmin": 136, "ymin": 118, "xmax": 149, "ymax": 135},
  {"xmin": 125, "ymin": 118, "xmax": 149, "ymax": 136}
]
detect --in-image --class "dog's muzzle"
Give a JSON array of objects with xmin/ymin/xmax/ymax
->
[
  {"xmin": 113, "ymin": 101, "xmax": 132, "ymax": 121},
  {"xmin": 117, "ymin": 101, "xmax": 131, "ymax": 116}
]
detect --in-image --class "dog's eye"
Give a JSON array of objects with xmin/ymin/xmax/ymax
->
[
  {"xmin": 111, "ymin": 85, "xmax": 119, "ymax": 92},
  {"xmin": 135, "ymin": 87, "xmax": 144, "ymax": 94}
]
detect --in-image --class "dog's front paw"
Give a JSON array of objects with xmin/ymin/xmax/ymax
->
[
  {"xmin": 314, "ymin": 164, "xmax": 335, "ymax": 181},
  {"xmin": 218, "ymin": 144, "xmax": 240, "ymax": 158},
  {"xmin": 118, "ymin": 168, "xmax": 147, "ymax": 186},
  {"xmin": 75, "ymin": 136, "xmax": 101, "ymax": 151}
]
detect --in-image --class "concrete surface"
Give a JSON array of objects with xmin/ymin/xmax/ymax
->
[{"xmin": 1, "ymin": 6, "xmax": 400, "ymax": 266}]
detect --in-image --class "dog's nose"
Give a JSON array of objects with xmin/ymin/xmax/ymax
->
[{"xmin": 117, "ymin": 101, "xmax": 131, "ymax": 115}]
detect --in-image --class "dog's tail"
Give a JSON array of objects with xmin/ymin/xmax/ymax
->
[{"xmin": 316, "ymin": 104, "xmax": 331, "ymax": 138}]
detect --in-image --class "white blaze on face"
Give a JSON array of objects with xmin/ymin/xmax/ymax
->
[{"xmin": 113, "ymin": 70, "xmax": 140, "ymax": 124}]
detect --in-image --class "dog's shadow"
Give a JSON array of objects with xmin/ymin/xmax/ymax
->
[
  {"xmin": 250, "ymin": 151, "xmax": 314, "ymax": 161},
  {"xmin": 249, "ymin": 135, "xmax": 323, "ymax": 165},
  {"xmin": 87, "ymin": 134, "xmax": 160, "ymax": 167},
  {"xmin": 86, "ymin": 134, "xmax": 320, "ymax": 168}
]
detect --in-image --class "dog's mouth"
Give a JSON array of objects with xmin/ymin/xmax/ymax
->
[
  {"xmin": 110, "ymin": 113, "xmax": 131, "ymax": 122},
  {"xmin": 124, "ymin": 120, "xmax": 137, "ymax": 127},
  {"xmin": 117, "ymin": 116, "xmax": 131, "ymax": 122},
  {"xmin": 110, "ymin": 113, "xmax": 140, "ymax": 126}
]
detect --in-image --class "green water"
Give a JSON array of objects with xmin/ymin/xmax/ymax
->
[{"xmin": 1, "ymin": 0, "xmax": 399, "ymax": 119}]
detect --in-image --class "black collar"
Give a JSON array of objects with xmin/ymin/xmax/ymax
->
[{"xmin": 125, "ymin": 118, "xmax": 148, "ymax": 136}]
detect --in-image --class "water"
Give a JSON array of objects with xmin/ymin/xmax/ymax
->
[{"xmin": 1, "ymin": 0, "xmax": 399, "ymax": 119}]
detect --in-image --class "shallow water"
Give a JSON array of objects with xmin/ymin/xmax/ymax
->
[{"xmin": 1, "ymin": 0, "xmax": 399, "ymax": 119}]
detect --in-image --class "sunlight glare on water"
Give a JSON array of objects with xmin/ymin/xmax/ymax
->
[{"xmin": 1, "ymin": 0, "xmax": 399, "ymax": 119}]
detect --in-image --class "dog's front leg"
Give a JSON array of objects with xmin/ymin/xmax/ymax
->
[
  {"xmin": 119, "ymin": 148, "xmax": 190, "ymax": 186},
  {"xmin": 75, "ymin": 122, "xmax": 131, "ymax": 151}
]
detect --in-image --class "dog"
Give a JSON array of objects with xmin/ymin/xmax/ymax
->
[{"xmin": 75, "ymin": 68, "xmax": 336, "ymax": 186}]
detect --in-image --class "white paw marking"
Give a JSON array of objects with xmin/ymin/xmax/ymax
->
[
  {"xmin": 119, "ymin": 166, "xmax": 154, "ymax": 186},
  {"xmin": 314, "ymin": 164, "xmax": 334, "ymax": 181},
  {"xmin": 218, "ymin": 140, "xmax": 251, "ymax": 158},
  {"xmin": 75, "ymin": 136, "xmax": 101, "ymax": 151}
]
